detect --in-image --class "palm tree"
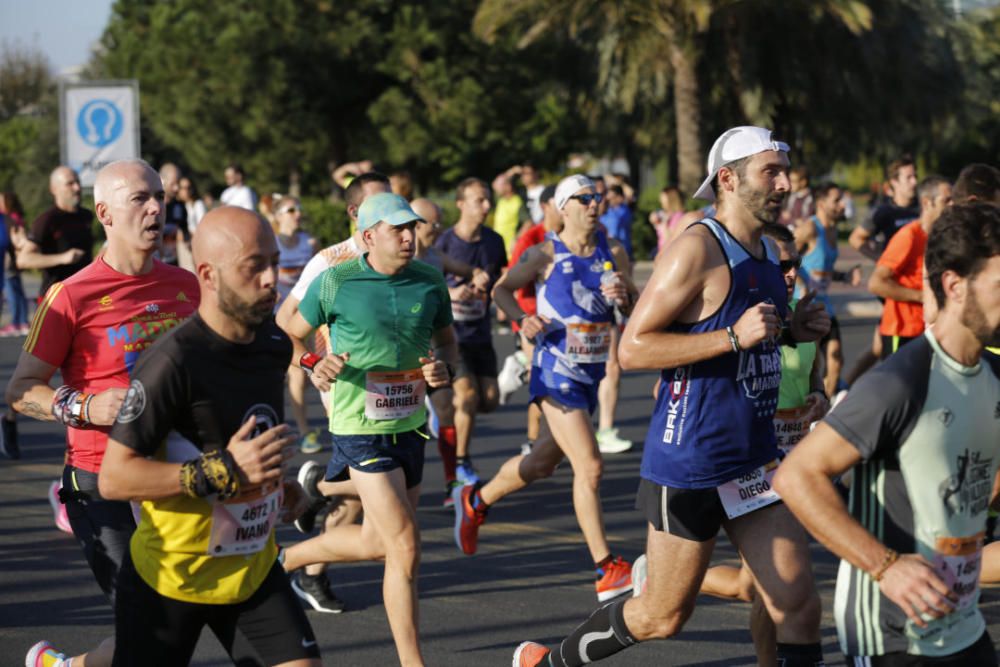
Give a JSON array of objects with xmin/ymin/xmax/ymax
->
[{"xmin": 474, "ymin": 0, "xmax": 872, "ymax": 195}]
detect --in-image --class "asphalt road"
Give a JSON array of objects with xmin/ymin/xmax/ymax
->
[{"xmin": 1, "ymin": 282, "xmax": 999, "ymax": 665}]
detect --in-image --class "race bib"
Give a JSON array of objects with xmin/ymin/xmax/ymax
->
[
  {"xmin": 717, "ymin": 461, "xmax": 781, "ymax": 520},
  {"xmin": 452, "ymin": 296, "xmax": 487, "ymax": 322},
  {"xmin": 365, "ymin": 369, "xmax": 426, "ymax": 420},
  {"xmin": 773, "ymin": 406, "xmax": 812, "ymax": 454},
  {"xmin": 207, "ymin": 483, "xmax": 282, "ymax": 557},
  {"xmin": 933, "ymin": 533, "xmax": 983, "ymax": 611},
  {"xmin": 565, "ymin": 322, "xmax": 612, "ymax": 363}
]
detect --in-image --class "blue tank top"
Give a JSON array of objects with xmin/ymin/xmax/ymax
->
[
  {"xmin": 641, "ymin": 218, "xmax": 787, "ymax": 489},
  {"xmin": 797, "ymin": 215, "xmax": 838, "ymax": 314},
  {"xmin": 533, "ymin": 231, "xmax": 615, "ymax": 385}
]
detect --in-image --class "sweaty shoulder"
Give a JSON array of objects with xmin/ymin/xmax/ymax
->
[{"xmin": 656, "ymin": 221, "xmax": 719, "ymax": 273}]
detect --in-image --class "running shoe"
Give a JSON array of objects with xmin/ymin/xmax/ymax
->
[
  {"xmin": 596, "ymin": 428, "xmax": 633, "ymax": 454},
  {"xmin": 18, "ymin": 324, "xmax": 31, "ymax": 336},
  {"xmin": 291, "ymin": 571, "xmax": 346, "ymax": 614},
  {"xmin": 1, "ymin": 416, "xmax": 19, "ymax": 460},
  {"xmin": 595, "ymin": 556, "xmax": 632, "ymax": 601},
  {"xmin": 25, "ymin": 640, "xmax": 66, "ymax": 667},
  {"xmin": 453, "ymin": 483, "xmax": 487, "ymax": 555},
  {"xmin": 48, "ymin": 481, "xmax": 72, "ymax": 535},
  {"xmin": 294, "ymin": 461, "xmax": 328, "ymax": 534},
  {"xmin": 498, "ymin": 353, "xmax": 527, "ymax": 405},
  {"xmin": 631, "ymin": 553, "xmax": 647, "ymax": 598},
  {"xmin": 299, "ymin": 430, "xmax": 323, "ymax": 454},
  {"xmin": 512, "ymin": 641, "xmax": 551, "ymax": 667},
  {"xmin": 0, "ymin": 324, "xmax": 21, "ymax": 337},
  {"xmin": 456, "ymin": 460, "xmax": 480, "ymax": 486}
]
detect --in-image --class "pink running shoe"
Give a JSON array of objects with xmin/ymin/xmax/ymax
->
[
  {"xmin": 48, "ymin": 481, "xmax": 73, "ymax": 535},
  {"xmin": 25, "ymin": 639, "xmax": 67, "ymax": 667}
]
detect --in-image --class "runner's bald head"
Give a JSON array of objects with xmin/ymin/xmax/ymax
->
[
  {"xmin": 93, "ymin": 159, "xmax": 159, "ymax": 206},
  {"xmin": 410, "ymin": 198, "xmax": 441, "ymax": 224},
  {"xmin": 192, "ymin": 206, "xmax": 271, "ymax": 268}
]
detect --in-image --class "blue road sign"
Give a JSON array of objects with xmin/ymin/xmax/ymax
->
[{"xmin": 76, "ymin": 99, "xmax": 124, "ymax": 148}]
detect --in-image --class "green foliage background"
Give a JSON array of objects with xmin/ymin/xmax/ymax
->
[{"xmin": 1, "ymin": 0, "xmax": 998, "ymax": 260}]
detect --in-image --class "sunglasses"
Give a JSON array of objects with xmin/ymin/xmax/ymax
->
[
  {"xmin": 570, "ymin": 193, "xmax": 603, "ymax": 206},
  {"xmin": 780, "ymin": 258, "xmax": 801, "ymax": 273}
]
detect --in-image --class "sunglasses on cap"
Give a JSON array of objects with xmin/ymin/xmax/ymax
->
[
  {"xmin": 779, "ymin": 258, "xmax": 801, "ymax": 273},
  {"xmin": 570, "ymin": 193, "xmax": 603, "ymax": 206}
]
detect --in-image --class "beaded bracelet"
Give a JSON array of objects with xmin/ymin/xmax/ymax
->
[{"xmin": 871, "ymin": 548, "xmax": 899, "ymax": 582}]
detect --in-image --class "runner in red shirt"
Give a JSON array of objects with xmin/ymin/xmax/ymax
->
[
  {"xmin": 6, "ymin": 159, "xmax": 199, "ymax": 667},
  {"xmin": 497, "ymin": 185, "xmax": 561, "ymax": 455}
]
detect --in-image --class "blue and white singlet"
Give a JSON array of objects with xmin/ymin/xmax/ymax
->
[
  {"xmin": 640, "ymin": 218, "xmax": 787, "ymax": 489},
  {"xmin": 532, "ymin": 231, "xmax": 616, "ymax": 388}
]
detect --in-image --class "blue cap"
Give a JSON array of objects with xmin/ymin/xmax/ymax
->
[{"xmin": 357, "ymin": 193, "xmax": 425, "ymax": 231}]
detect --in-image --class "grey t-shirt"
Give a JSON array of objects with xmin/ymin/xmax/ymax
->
[{"xmin": 828, "ymin": 330, "xmax": 1000, "ymax": 657}]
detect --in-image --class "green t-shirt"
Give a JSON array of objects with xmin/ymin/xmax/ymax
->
[
  {"xmin": 777, "ymin": 301, "xmax": 818, "ymax": 410},
  {"xmin": 298, "ymin": 255, "xmax": 453, "ymax": 435}
]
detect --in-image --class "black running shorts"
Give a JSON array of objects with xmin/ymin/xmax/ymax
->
[
  {"xmin": 61, "ymin": 465, "xmax": 136, "ymax": 606},
  {"xmin": 635, "ymin": 478, "xmax": 784, "ymax": 543},
  {"xmin": 113, "ymin": 555, "xmax": 320, "ymax": 666},
  {"xmin": 457, "ymin": 342, "xmax": 498, "ymax": 378}
]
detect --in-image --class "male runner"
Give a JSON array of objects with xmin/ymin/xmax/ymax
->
[
  {"xmin": 455, "ymin": 174, "xmax": 637, "ymax": 601},
  {"xmin": 97, "ymin": 206, "xmax": 318, "ymax": 666},
  {"xmin": 284, "ymin": 193, "xmax": 457, "ymax": 666},
  {"xmin": 688, "ymin": 225, "xmax": 828, "ymax": 667},
  {"xmin": 869, "ymin": 175, "xmax": 952, "ymax": 359},
  {"xmin": 435, "ymin": 178, "xmax": 507, "ymax": 484},
  {"xmin": 846, "ymin": 156, "xmax": 919, "ymax": 382},
  {"xmin": 775, "ymin": 202, "xmax": 1000, "ymax": 665},
  {"xmin": 512, "ymin": 126, "xmax": 831, "ymax": 667},
  {"xmin": 17, "ymin": 166, "xmax": 92, "ymax": 298},
  {"xmin": 9, "ymin": 159, "xmax": 199, "ymax": 667},
  {"xmin": 794, "ymin": 181, "xmax": 861, "ymax": 396},
  {"xmin": 274, "ymin": 172, "xmax": 390, "ymax": 613}
]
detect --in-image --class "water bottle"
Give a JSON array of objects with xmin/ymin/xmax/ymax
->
[{"xmin": 600, "ymin": 261, "xmax": 624, "ymax": 307}]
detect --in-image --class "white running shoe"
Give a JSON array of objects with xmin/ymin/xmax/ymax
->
[
  {"xmin": 498, "ymin": 353, "xmax": 526, "ymax": 405},
  {"xmin": 596, "ymin": 428, "xmax": 632, "ymax": 454}
]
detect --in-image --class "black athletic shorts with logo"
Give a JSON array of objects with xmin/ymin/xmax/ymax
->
[
  {"xmin": 635, "ymin": 477, "xmax": 782, "ymax": 542},
  {"xmin": 113, "ymin": 555, "xmax": 319, "ymax": 666}
]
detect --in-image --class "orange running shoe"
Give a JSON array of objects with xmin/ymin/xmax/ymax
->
[
  {"xmin": 512, "ymin": 641, "xmax": 551, "ymax": 667},
  {"xmin": 452, "ymin": 483, "xmax": 487, "ymax": 555},
  {"xmin": 595, "ymin": 555, "xmax": 632, "ymax": 601}
]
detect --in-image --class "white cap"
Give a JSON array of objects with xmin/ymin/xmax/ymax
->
[
  {"xmin": 554, "ymin": 174, "xmax": 595, "ymax": 210},
  {"xmin": 693, "ymin": 126, "xmax": 790, "ymax": 201}
]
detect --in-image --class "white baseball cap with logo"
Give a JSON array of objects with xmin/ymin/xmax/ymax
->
[
  {"xmin": 554, "ymin": 174, "xmax": 595, "ymax": 210},
  {"xmin": 693, "ymin": 126, "xmax": 790, "ymax": 202}
]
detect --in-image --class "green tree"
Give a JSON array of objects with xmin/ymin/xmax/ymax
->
[{"xmin": 474, "ymin": 0, "xmax": 874, "ymax": 194}]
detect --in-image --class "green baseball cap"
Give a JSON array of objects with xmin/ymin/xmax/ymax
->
[{"xmin": 357, "ymin": 193, "xmax": 425, "ymax": 231}]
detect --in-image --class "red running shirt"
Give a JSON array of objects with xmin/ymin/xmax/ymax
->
[
  {"xmin": 508, "ymin": 223, "xmax": 549, "ymax": 330},
  {"xmin": 24, "ymin": 258, "xmax": 199, "ymax": 473}
]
